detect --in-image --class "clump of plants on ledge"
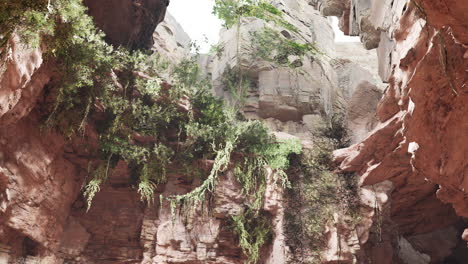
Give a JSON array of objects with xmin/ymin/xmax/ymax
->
[
  {"xmin": 284, "ymin": 114, "xmax": 360, "ymax": 264},
  {"xmin": 221, "ymin": 66, "xmax": 257, "ymax": 107},
  {"xmin": 213, "ymin": 0, "xmax": 319, "ymax": 68},
  {"xmin": 251, "ymin": 27, "xmax": 320, "ymax": 68},
  {"xmin": 212, "ymin": 0, "xmax": 321, "ymax": 112},
  {"xmin": 213, "ymin": 0, "xmax": 297, "ymax": 31}
]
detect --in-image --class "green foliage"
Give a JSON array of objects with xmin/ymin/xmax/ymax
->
[
  {"xmin": 210, "ymin": 43, "xmax": 225, "ymax": 59},
  {"xmin": 258, "ymin": 138, "xmax": 302, "ymax": 170},
  {"xmin": 138, "ymin": 144, "xmax": 174, "ymax": 202},
  {"xmin": 0, "ymin": 0, "xmax": 49, "ymax": 50},
  {"xmin": 251, "ymin": 27, "xmax": 319, "ymax": 68},
  {"xmin": 3, "ymin": 1, "xmax": 310, "ymax": 261},
  {"xmin": 1, "ymin": 0, "xmax": 301, "ymax": 210},
  {"xmin": 83, "ymin": 161, "xmax": 112, "ymax": 211},
  {"xmin": 221, "ymin": 66, "xmax": 257, "ymax": 106},
  {"xmin": 212, "ymin": 0, "xmax": 241, "ymax": 28},
  {"xmin": 172, "ymin": 56, "xmax": 207, "ymax": 89},
  {"xmin": 213, "ymin": 0, "xmax": 297, "ymax": 31},
  {"xmin": 231, "ymin": 209, "xmax": 272, "ymax": 264},
  {"xmin": 41, "ymin": 0, "xmax": 124, "ymax": 135},
  {"xmin": 284, "ymin": 121, "xmax": 358, "ymax": 263}
]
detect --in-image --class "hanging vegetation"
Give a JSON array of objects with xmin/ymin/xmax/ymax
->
[
  {"xmin": 250, "ymin": 27, "xmax": 320, "ymax": 68},
  {"xmin": 212, "ymin": 0, "xmax": 321, "ymax": 112},
  {"xmin": 2, "ymin": 2, "xmax": 303, "ymax": 262},
  {"xmin": 284, "ymin": 115, "xmax": 359, "ymax": 264},
  {"xmin": 2, "ymin": 1, "xmax": 362, "ymax": 263},
  {"xmin": 213, "ymin": 0, "xmax": 297, "ymax": 31}
]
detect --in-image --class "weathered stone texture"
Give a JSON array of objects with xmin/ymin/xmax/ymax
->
[
  {"xmin": 83, "ymin": 0, "xmax": 170, "ymax": 50},
  {"xmin": 333, "ymin": 0, "xmax": 468, "ymax": 262},
  {"xmin": 1, "ymin": 0, "xmax": 467, "ymax": 263},
  {"xmin": 152, "ymin": 12, "xmax": 191, "ymax": 64}
]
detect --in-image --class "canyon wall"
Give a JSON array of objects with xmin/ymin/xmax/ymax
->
[
  {"xmin": 328, "ymin": 0, "xmax": 468, "ymax": 263},
  {"xmin": 0, "ymin": 0, "xmax": 466, "ymax": 264}
]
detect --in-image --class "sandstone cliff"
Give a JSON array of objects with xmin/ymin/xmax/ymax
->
[
  {"xmin": 329, "ymin": 0, "xmax": 468, "ymax": 263},
  {"xmin": 0, "ymin": 0, "xmax": 466, "ymax": 264}
]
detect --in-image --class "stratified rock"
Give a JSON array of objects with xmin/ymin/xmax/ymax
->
[
  {"xmin": 1, "ymin": 0, "xmax": 466, "ymax": 263},
  {"xmin": 332, "ymin": 45, "xmax": 384, "ymax": 143},
  {"xmin": 333, "ymin": 0, "xmax": 467, "ymax": 261},
  {"xmin": 208, "ymin": 0, "xmax": 344, "ymax": 145},
  {"xmin": 58, "ymin": 217, "xmax": 91, "ymax": 257},
  {"xmin": 149, "ymin": 171, "xmax": 253, "ymax": 264}
]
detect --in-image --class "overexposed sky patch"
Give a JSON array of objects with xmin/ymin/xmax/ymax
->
[
  {"xmin": 169, "ymin": 1, "xmax": 359, "ymax": 53},
  {"xmin": 331, "ymin": 17, "xmax": 360, "ymax": 42},
  {"xmin": 169, "ymin": 0, "xmax": 222, "ymax": 53}
]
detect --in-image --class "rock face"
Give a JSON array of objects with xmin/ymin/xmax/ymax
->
[
  {"xmin": 203, "ymin": 0, "xmax": 380, "ymax": 145},
  {"xmin": 0, "ymin": 35, "xmax": 50, "ymax": 126},
  {"xmin": 0, "ymin": 2, "xmax": 170, "ymax": 263},
  {"xmin": 84, "ymin": 0, "xmax": 170, "ymax": 50},
  {"xmin": 1, "ymin": 0, "xmax": 467, "ymax": 263},
  {"xmin": 331, "ymin": 0, "xmax": 468, "ymax": 263},
  {"xmin": 152, "ymin": 12, "xmax": 191, "ymax": 63},
  {"xmin": 316, "ymin": 0, "xmax": 381, "ymax": 49}
]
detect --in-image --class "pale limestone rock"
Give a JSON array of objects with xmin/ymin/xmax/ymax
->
[
  {"xmin": 349, "ymin": 0, "xmax": 371, "ymax": 36},
  {"xmin": 152, "ymin": 12, "xmax": 191, "ymax": 63},
  {"xmin": 359, "ymin": 180, "xmax": 394, "ymax": 210},
  {"xmin": 376, "ymin": 32, "xmax": 396, "ymax": 82},
  {"xmin": 333, "ymin": 44, "xmax": 384, "ymax": 143},
  {"xmin": 369, "ymin": 0, "xmax": 409, "ymax": 34},
  {"xmin": 315, "ymin": 0, "xmax": 347, "ymax": 16},
  {"xmin": 208, "ymin": 1, "xmax": 344, "ymax": 142},
  {"xmin": 346, "ymin": 81, "xmax": 382, "ymax": 143},
  {"xmin": 322, "ymin": 214, "xmax": 354, "ymax": 264}
]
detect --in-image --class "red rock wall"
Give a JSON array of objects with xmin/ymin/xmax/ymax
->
[
  {"xmin": 83, "ymin": 0, "xmax": 170, "ymax": 50},
  {"xmin": 333, "ymin": 0, "xmax": 467, "ymax": 262},
  {"xmin": 1, "ymin": 1, "xmax": 466, "ymax": 263},
  {"xmin": 0, "ymin": 1, "xmax": 172, "ymax": 262}
]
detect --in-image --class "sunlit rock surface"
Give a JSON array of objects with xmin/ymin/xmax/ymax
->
[{"xmin": 0, "ymin": 0, "xmax": 466, "ymax": 263}]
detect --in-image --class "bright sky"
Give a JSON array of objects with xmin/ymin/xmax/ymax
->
[
  {"xmin": 169, "ymin": 0, "xmax": 222, "ymax": 53},
  {"xmin": 331, "ymin": 17, "xmax": 360, "ymax": 43},
  {"xmin": 169, "ymin": 1, "xmax": 359, "ymax": 53}
]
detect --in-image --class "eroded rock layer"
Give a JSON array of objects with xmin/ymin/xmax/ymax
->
[
  {"xmin": 331, "ymin": 0, "xmax": 468, "ymax": 263},
  {"xmin": 0, "ymin": 0, "xmax": 466, "ymax": 264}
]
